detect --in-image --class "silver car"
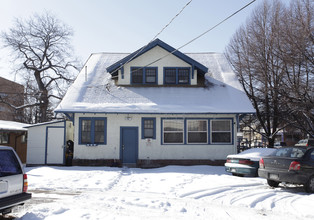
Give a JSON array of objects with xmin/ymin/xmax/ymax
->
[{"xmin": 0, "ymin": 146, "xmax": 31, "ymax": 215}]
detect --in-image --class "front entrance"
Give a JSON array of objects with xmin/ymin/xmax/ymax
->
[{"xmin": 120, "ymin": 127, "xmax": 138, "ymax": 165}]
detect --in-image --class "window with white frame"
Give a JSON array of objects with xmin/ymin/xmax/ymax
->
[
  {"xmin": 163, "ymin": 119, "xmax": 184, "ymax": 144},
  {"xmin": 211, "ymin": 120, "xmax": 232, "ymax": 144},
  {"xmin": 187, "ymin": 120, "xmax": 208, "ymax": 143}
]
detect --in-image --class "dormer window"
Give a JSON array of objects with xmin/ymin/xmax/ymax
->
[
  {"xmin": 131, "ymin": 67, "xmax": 157, "ymax": 85},
  {"xmin": 106, "ymin": 39, "xmax": 208, "ymax": 86},
  {"xmin": 164, "ymin": 67, "xmax": 190, "ymax": 85}
]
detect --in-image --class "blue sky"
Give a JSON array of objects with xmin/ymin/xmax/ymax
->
[{"xmin": 0, "ymin": 0, "xmax": 262, "ymax": 82}]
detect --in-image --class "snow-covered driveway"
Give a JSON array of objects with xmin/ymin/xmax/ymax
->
[{"xmin": 14, "ymin": 166, "xmax": 314, "ymax": 219}]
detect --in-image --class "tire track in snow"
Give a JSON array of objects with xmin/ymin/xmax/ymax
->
[{"xmin": 179, "ymin": 183, "xmax": 262, "ymax": 199}]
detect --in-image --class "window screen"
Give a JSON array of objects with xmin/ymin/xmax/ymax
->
[
  {"xmin": 211, "ymin": 120, "xmax": 232, "ymax": 143},
  {"xmin": 188, "ymin": 120, "xmax": 208, "ymax": 143},
  {"xmin": 94, "ymin": 120, "xmax": 105, "ymax": 143},
  {"xmin": 131, "ymin": 68, "xmax": 143, "ymax": 84},
  {"xmin": 81, "ymin": 119, "xmax": 91, "ymax": 144},
  {"xmin": 145, "ymin": 68, "xmax": 157, "ymax": 83},
  {"xmin": 178, "ymin": 68, "xmax": 189, "ymax": 84},
  {"xmin": 163, "ymin": 119, "xmax": 184, "ymax": 143},
  {"xmin": 164, "ymin": 68, "xmax": 177, "ymax": 84}
]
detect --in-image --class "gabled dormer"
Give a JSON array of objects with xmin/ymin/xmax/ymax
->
[{"xmin": 106, "ymin": 39, "xmax": 208, "ymax": 86}]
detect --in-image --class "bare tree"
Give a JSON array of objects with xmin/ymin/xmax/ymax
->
[
  {"xmin": 226, "ymin": 0, "xmax": 287, "ymax": 147},
  {"xmin": 226, "ymin": 0, "xmax": 314, "ymax": 145},
  {"xmin": 1, "ymin": 12, "xmax": 78, "ymax": 123},
  {"xmin": 280, "ymin": 0, "xmax": 314, "ymax": 138}
]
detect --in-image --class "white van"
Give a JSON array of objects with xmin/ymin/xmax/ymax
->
[{"xmin": 0, "ymin": 146, "xmax": 31, "ymax": 215}]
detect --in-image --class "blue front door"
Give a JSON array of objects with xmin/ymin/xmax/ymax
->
[{"xmin": 120, "ymin": 127, "xmax": 138, "ymax": 164}]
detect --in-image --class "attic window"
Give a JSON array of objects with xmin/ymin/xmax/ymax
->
[
  {"xmin": 131, "ymin": 67, "xmax": 157, "ymax": 84},
  {"xmin": 164, "ymin": 67, "xmax": 190, "ymax": 85},
  {"xmin": 178, "ymin": 68, "xmax": 189, "ymax": 84},
  {"xmin": 145, "ymin": 68, "xmax": 157, "ymax": 83},
  {"xmin": 131, "ymin": 68, "xmax": 143, "ymax": 84}
]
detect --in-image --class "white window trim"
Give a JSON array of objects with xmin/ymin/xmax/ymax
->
[
  {"xmin": 162, "ymin": 119, "xmax": 184, "ymax": 144},
  {"xmin": 210, "ymin": 119, "xmax": 232, "ymax": 144},
  {"xmin": 187, "ymin": 119, "xmax": 208, "ymax": 144}
]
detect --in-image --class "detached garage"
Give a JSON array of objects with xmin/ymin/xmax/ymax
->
[{"xmin": 26, "ymin": 120, "xmax": 73, "ymax": 165}]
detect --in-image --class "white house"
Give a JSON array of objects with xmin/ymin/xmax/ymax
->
[{"xmin": 55, "ymin": 39, "xmax": 255, "ymax": 167}]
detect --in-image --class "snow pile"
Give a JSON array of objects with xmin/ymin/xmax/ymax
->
[{"xmin": 12, "ymin": 166, "xmax": 314, "ymax": 219}]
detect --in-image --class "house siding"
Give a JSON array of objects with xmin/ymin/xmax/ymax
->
[
  {"xmin": 73, "ymin": 113, "xmax": 237, "ymax": 167},
  {"xmin": 118, "ymin": 46, "xmax": 197, "ymax": 86}
]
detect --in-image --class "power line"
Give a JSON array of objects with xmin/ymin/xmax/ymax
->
[
  {"xmin": 178, "ymin": 0, "xmax": 256, "ymax": 51},
  {"xmin": 118, "ymin": 0, "xmax": 193, "ymax": 72},
  {"xmin": 151, "ymin": 0, "xmax": 193, "ymax": 41},
  {"xmin": 143, "ymin": 0, "xmax": 257, "ymax": 68}
]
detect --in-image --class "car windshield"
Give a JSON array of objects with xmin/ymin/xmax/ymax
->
[
  {"xmin": 272, "ymin": 147, "xmax": 306, "ymax": 158},
  {"xmin": 0, "ymin": 150, "xmax": 22, "ymax": 177}
]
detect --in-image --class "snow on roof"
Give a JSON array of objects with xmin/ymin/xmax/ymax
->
[
  {"xmin": 227, "ymin": 148, "xmax": 277, "ymax": 161},
  {"xmin": 0, "ymin": 120, "xmax": 29, "ymax": 131},
  {"xmin": 24, "ymin": 120, "xmax": 65, "ymax": 128},
  {"xmin": 55, "ymin": 52, "xmax": 255, "ymax": 114}
]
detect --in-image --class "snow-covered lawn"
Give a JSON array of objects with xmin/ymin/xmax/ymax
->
[{"xmin": 12, "ymin": 166, "xmax": 314, "ymax": 219}]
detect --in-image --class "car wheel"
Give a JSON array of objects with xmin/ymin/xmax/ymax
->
[
  {"xmin": 267, "ymin": 179, "xmax": 280, "ymax": 187},
  {"xmin": 304, "ymin": 176, "xmax": 314, "ymax": 193}
]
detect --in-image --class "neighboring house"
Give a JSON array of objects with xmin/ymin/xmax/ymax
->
[
  {"xmin": 55, "ymin": 39, "xmax": 255, "ymax": 167},
  {"xmin": 242, "ymin": 125, "xmax": 304, "ymax": 147},
  {"xmin": 0, "ymin": 77, "xmax": 24, "ymax": 122},
  {"xmin": 0, "ymin": 120, "xmax": 28, "ymax": 163}
]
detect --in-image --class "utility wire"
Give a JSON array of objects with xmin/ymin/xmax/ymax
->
[
  {"xmin": 140, "ymin": 0, "xmax": 257, "ymax": 68},
  {"xmin": 151, "ymin": 0, "xmax": 192, "ymax": 41},
  {"xmin": 116, "ymin": 0, "xmax": 193, "ymax": 72}
]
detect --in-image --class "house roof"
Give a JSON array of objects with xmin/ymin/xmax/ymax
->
[
  {"xmin": 24, "ymin": 120, "xmax": 65, "ymax": 128},
  {"xmin": 0, "ymin": 120, "xmax": 28, "ymax": 131},
  {"xmin": 55, "ymin": 52, "xmax": 255, "ymax": 114},
  {"xmin": 106, "ymin": 38, "xmax": 208, "ymax": 75}
]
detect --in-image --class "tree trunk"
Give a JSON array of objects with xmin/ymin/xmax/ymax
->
[{"xmin": 34, "ymin": 70, "xmax": 49, "ymax": 122}]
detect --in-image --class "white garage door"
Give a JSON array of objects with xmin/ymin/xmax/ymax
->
[{"xmin": 47, "ymin": 127, "xmax": 64, "ymax": 164}]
